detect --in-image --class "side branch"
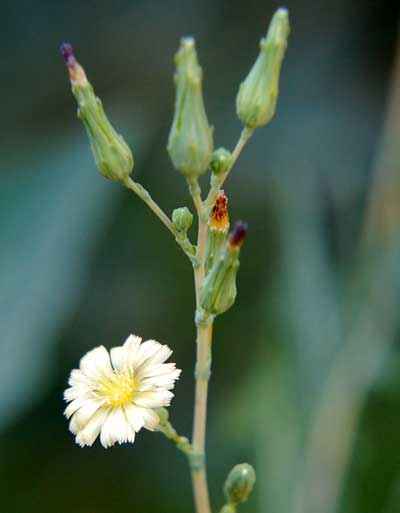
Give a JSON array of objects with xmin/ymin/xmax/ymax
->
[
  {"xmin": 205, "ymin": 127, "xmax": 254, "ymax": 215},
  {"xmin": 123, "ymin": 176, "xmax": 196, "ymax": 262}
]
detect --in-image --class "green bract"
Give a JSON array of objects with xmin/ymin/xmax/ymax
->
[
  {"xmin": 236, "ymin": 8, "xmax": 290, "ymax": 128},
  {"xmin": 167, "ymin": 37, "xmax": 213, "ymax": 178},
  {"xmin": 73, "ymin": 82, "xmax": 134, "ymax": 182}
]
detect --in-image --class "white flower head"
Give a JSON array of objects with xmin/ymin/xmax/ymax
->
[{"xmin": 64, "ymin": 334, "xmax": 181, "ymax": 448}]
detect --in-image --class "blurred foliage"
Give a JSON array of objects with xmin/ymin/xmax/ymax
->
[{"xmin": 1, "ymin": 1, "xmax": 400, "ymax": 513}]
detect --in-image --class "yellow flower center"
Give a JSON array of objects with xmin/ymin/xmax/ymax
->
[{"xmin": 97, "ymin": 373, "xmax": 137, "ymax": 407}]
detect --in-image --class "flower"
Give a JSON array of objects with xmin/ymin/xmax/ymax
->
[
  {"xmin": 64, "ymin": 334, "xmax": 181, "ymax": 448},
  {"xmin": 205, "ymin": 191, "xmax": 230, "ymax": 274},
  {"xmin": 209, "ymin": 190, "xmax": 229, "ymax": 231}
]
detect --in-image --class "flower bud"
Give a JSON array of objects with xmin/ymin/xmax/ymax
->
[
  {"xmin": 228, "ymin": 221, "xmax": 248, "ymax": 248},
  {"xmin": 167, "ymin": 37, "xmax": 213, "ymax": 178},
  {"xmin": 210, "ymin": 148, "xmax": 232, "ymax": 176},
  {"xmin": 224, "ymin": 463, "xmax": 256, "ymax": 506},
  {"xmin": 205, "ymin": 191, "xmax": 229, "ymax": 274},
  {"xmin": 172, "ymin": 206, "xmax": 194, "ymax": 233},
  {"xmin": 236, "ymin": 8, "xmax": 289, "ymax": 128},
  {"xmin": 209, "ymin": 190, "xmax": 230, "ymax": 231},
  {"xmin": 61, "ymin": 42, "xmax": 134, "ymax": 182},
  {"xmin": 220, "ymin": 506, "xmax": 236, "ymax": 513},
  {"xmin": 200, "ymin": 221, "xmax": 247, "ymax": 316}
]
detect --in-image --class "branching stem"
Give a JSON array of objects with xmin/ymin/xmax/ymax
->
[
  {"xmin": 205, "ymin": 127, "xmax": 254, "ymax": 215},
  {"xmin": 123, "ymin": 176, "xmax": 196, "ymax": 262},
  {"xmin": 123, "ymin": 176, "xmax": 176, "ymax": 234}
]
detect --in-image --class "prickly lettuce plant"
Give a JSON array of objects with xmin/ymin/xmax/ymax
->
[{"xmin": 60, "ymin": 8, "xmax": 289, "ymax": 513}]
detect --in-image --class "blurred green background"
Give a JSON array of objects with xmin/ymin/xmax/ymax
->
[{"xmin": 2, "ymin": 1, "xmax": 400, "ymax": 512}]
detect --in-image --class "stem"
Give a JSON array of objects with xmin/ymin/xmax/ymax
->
[
  {"xmin": 188, "ymin": 178, "xmax": 207, "ymax": 224},
  {"xmin": 188, "ymin": 177, "xmax": 213, "ymax": 513},
  {"xmin": 191, "ymin": 321, "xmax": 213, "ymax": 513},
  {"xmin": 157, "ymin": 417, "xmax": 194, "ymax": 457},
  {"xmin": 187, "ymin": 128, "xmax": 253, "ymax": 513},
  {"xmin": 192, "ymin": 322, "xmax": 213, "ymax": 457},
  {"xmin": 123, "ymin": 176, "xmax": 197, "ymax": 262},
  {"xmin": 123, "ymin": 177, "xmax": 176, "ymax": 235},
  {"xmin": 205, "ymin": 127, "xmax": 254, "ymax": 214}
]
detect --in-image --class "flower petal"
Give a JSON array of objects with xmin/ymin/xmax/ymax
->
[
  {"xmin": 124, "ymin": 404, "xmax": 146, "ymax": 432},
  {"xmin": 140, "ymin": 340, "xmax": 172, "ymax": 365},
  {"xmin": 75, "ymin": 407, "xmax": 110, "ymax": 447},
  {"xmin": 100, "ymin": 408, "xmax": 134, "ymax": 448},
  {"xmin": 138, "ymin": 365, "xmax": 182, "ymax": 390},
  {"xmin": 110, "ymin": 346, "xmax": 127, "ymax": 373},
  {"xmin": 141, "ymin": 408, "xmax": 160, "ymax": 431},
  {"xmin": 69, "ymin": 398, "xmax": 104, "ymax": 434},
  {"xmin": 132, "ymin": 340, "xmax": 165, "ymax": 370},
  {"xmin": 79, "ymin": 346, "xmax": 113, "ymax": 379},
  {"xmin": 133, "ymin": 390, "xmax": 174, "ymax": 408},
  {"xmin": 68, "ymin": 369, "xmax": 93, "ymax": 387}
]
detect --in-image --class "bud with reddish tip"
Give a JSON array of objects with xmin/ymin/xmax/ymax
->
[
  {"xmin": 205, "ymin": 190, "xmax": 230, "ymax": 274},
  {"xmin": 61, "ymin": 42, "xmax": 134, "ymax": 182}
]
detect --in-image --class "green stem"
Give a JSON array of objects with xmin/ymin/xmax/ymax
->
[
  {"xmin": 191, "ymin": 321, "xmax": 213, "ymax": 513},
  {"xmin": 186, "ymin": 129, "xmax": 253, "ymax": 513},
  {"xmin": 205, "ymin": 127, "xmax": 254, "ymax": 215},
  {"xmin": 123, "ymin": 176, "xmax": 176, "ymax": 234},
  {"xmin": 123, "ymin": 176, "xmax": 196, "ymax": 261},
  {"xmin": 157, "ymin": 419, "xmax": 194, "ymax": 457},
  {"xmin": 188, "ymin": 177, "xmax": 213, "ymax": 513}
]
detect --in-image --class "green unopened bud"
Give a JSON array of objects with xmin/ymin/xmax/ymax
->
[
  {"xmin": 210, "ymin": 148, "xmax": 232, "ymax": 176},
  {"xmin": 201, "ymin": 221, "xmax": 247, "ymax": 316},
  {"xmin": 167, "ymin": 37, "xmax": 213, "ymax": 178},
  {"xmin": 205, "ymin": 191, "xmax": 229, "ymax": 274},
  {"xmin": 236, "ymin": 8, "xmax": 290, "ymax": 128},
  {"xmin": 61, "ymin": 43, "xmax": 134, "ymax": 182},
  {"xmin": 220, "ymin": 506, "xmax": 236, "ymax": 513},
  {"xmin": 224, "ymin": 463, "xmax": 256, "ymax": 506},
  {"xmin": 172, "ymin": 206, "xmax": 194, "ymax": 233}
]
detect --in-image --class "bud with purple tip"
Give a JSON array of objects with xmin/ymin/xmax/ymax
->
[
  {"xmin": 61, "ymin": 42, "xmax": 133, "ymax": 182},
  {"xmin": 200, "ymin": 221, "xmax": 248, "ymax": 316},
  {"xmin": 228, "ymin": 221, "xmax": 248, "ymax": 248}
]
